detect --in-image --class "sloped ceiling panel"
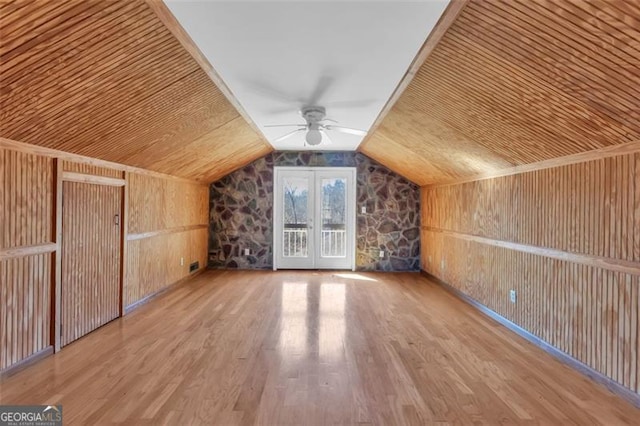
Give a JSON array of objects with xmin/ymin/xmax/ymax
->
[
  {"xmin": 0, "ymin": 0, "xmax": 272, "ymax": 182},
  {"xmin": 361, "ymin": 0, "xmax": 640, "ymax": 186}
]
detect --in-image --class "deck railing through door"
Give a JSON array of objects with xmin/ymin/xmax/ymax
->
[{"xmin": 283, "ymin": 224, "xmax": 346, "ymax": 258}]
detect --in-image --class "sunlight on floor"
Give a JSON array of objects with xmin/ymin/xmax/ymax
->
[
  {"xmin": 333, "ymin": 273, "xmax": 378, "ymax": 282},
  {"xmin": 320, "ymin": 283, "xmax": 346, "ymax": 360},
  {"xmin": 280, "ymin": 283, "xmax": 308, "ymax": 356}
]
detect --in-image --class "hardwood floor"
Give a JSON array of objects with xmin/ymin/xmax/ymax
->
[{"xmin": 1, "ymin": 270, "xmax": 638, "ymax": 425}]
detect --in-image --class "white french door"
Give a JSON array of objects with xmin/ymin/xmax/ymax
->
[{"xmin": 274, "ymin": 167, "xmax": 356, "ymax": 270}]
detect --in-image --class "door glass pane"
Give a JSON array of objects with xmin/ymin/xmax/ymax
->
[
  {"xmin": 320, "ymin": 178, "xmax": 346, "ymax": 258},
  {"xmin": 283, "ymin": 176, "xmax": 309, "ymax": 257}
]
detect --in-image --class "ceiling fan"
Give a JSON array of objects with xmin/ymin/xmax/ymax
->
[{"xmin": 265, "ymin": 106, "xmax": 367, "ymax": 146}]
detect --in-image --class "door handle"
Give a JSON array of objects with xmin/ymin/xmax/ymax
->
[{"xmin": 114, "ymin": 214, "xmax": 120, "ymax": 226}]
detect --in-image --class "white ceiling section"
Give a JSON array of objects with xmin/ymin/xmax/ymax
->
[{"xmin": 165, "ymin": 0, "xmax": 449, "ymax": 151}]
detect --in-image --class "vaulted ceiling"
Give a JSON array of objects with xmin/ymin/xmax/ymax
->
[
  {"xmin": 164, "ymin": 0, "xmax": 448, "ymax": 151},
  {"xmin": 1, "ymin": 0, "xmax": 639, "ymax": 185},
  {"xmin": 361, "ymin": 0, "xmax": 640, "ymax": 185},
  {"xmin": 0, "ymin": 0, "xmax": 271, "ymax": 183}
]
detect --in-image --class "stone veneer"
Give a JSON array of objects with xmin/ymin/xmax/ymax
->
[{"xmin": 209, "ymin": 151, "xmax": 420, "ymax": 271}]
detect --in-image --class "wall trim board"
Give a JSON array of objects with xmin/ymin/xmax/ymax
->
[
  {"xmin": 0, "ymin": 243, "xmax": 57, "ymax": 260},
  {"xmin": 53, "ymin": 159, "xmax": 63, "ymax": 353},
  {"xmin": 420, "ymin": 271, "xmax": 640, "ymax": 408},
  {"xmin": 62, "ymin": 172, "xmax": 126, "ymax": 187},
  {"xmin": 0, "ymin": 346, "xmax": 54, "ymax": 379},
  {"xmin": 0, "ymin": 137, "xmax": 206, "ymax": 186},
  {"xmin": 120, "ymin": 174, "xmax": 129, "ymax": 317},
  {"xmin": 424, "ymin": 139, "xmax": 640, "ymax": 188},
  {"xmin": 358, "ymin": 0, "xmax": 469, "ymax": 152},
  {"xmin": 144, "ymin": 0, "xmax": 273, "ymax": 153},
  {"xmin": 124, "ymin": 268, "xmax": 206, "ymax": 314},
  {"xmin": 423, "ymin": 227, "xmax": 640, "ymax": 277},
  {"xmin": 127, "ymin": 224, "xmax": 208, "ymax": 241}
]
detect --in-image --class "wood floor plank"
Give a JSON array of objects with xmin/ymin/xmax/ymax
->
[{"xmin": 0, "ymin": 270, "xmax": 638, "ymax": 425}]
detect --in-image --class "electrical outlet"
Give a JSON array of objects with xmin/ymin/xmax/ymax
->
[
  {"xmin": 180, "ymin": 257, "xmax": 184, "ymax": 266},
  {"xmin": 379, "ymin": 250, "xmax": 385, "ymax": 258},
  {"xmin": 361, "ymin": 206, "xmax": 367, "ymax": 214},
  {"xmin": 244, "ymin": 248, "xmax": 250, "ymax": 256},
  {"xmin": 510, "ymin": 289, "xmax": 517, "ymax": 304}
]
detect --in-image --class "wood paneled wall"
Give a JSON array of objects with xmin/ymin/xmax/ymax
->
[
  {"xmin": 126, "ymin": 227, "xmax": 207, "ymax": 307},
  {"xmin": 128, "ymin": 173, "xmax": 208, "ymax": 235},
  {"xmin": 421, "ymin": 151, "xmax": 640, "ymax": 394},
  {"xmin": 125, "ymin": 173, "xmax": 208, "ymax": 308},
  {"xmin": 0, "ymin": 149, "xmax": 54, "ymax": 370},
  {"xmin": 1, "ymin": 142, "xmax": 209, "ymax": 372},
  {"xmin": 1, "ymin": 150, "xmax": 54, "ymax": 248},
  {"xmin": 0, "ymin": 254, "xmax": 52, "ymax": 371}
]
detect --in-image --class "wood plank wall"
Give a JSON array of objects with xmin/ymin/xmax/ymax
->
[
  {"xmin": 0, "ymin": 254, "xmax": 52, "ymax": 371},
  {"xmin": 125, "ymin": 172, "xmax": 208, "ymax": 308},
  {"xmin": 0, "ymin": 143, "xmax": 209, "ymax": 372},
  {"xmin": 0, "ymin": 149, "xmax": 54, "ymax": 370},
  {"xmin": 421, "ymin": 152, "xmax": 640, "ymax": 394}
]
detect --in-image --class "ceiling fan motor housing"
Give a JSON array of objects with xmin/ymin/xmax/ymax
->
[{"xmin": 300, "ymin": 106, "xmax": 326, "ymax": 124}]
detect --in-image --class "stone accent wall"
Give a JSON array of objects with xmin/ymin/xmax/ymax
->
[
  {"xmin": 209, "ymin": 152, "xmax": 420, "ymax": 271},
  {"xmin": 209, "ymin": 155, "xmax": 275, "ymax": 269}
]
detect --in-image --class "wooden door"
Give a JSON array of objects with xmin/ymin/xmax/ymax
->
[{"xmin": 61, "ymin": 181, "xmax": 121, "ymax": 346}]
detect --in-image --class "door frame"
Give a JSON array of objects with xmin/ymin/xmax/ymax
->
[
  {"xmin": 56, "ymin": 172, "xmax": 125, "ymax": 349},
  {"xmin": 273, "ymin": 167, "xmax": 356, "ymax": 271}
]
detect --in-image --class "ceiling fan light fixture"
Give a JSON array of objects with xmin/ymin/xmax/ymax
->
[
  {"xmin": 267, "ymin": 105, "xmax": 366, "ymax": 147},
  {"xmin": 305, "ymin": 129, "xmax": 322, "ymax": 145}
]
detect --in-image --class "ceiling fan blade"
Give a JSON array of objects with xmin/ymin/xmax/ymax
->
[
  {"xmin": 319, "ymin": 130, "xmax": 333, "ymax": 145},
  {"xmin": 324, "ymin": 125, "xmax": 367, "ymax": 136},
  {"xmin": 325, "ymin": 99, "xmax": 378, "ymax": 109},
  {"xmin": 274, "ymin": 128, "xmax": 305, "ymax": 142},
  {"xmin": 264, "ymin": 106, "xmax": 300, "ymax": 115},
  {"xmin": 244, "ymin": 79, "xmax": 305, "ymax": 104},
  {"xmin": 307, "ymin": 74, "xmax": 334, "ymax": 105},
  {"xmin": 264, "ymin": 124, "xmax": 306, "ymax": 128}
]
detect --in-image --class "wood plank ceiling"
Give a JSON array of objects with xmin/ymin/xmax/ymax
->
[
  {"xmin": 2, "ymin": 0, "xmax": 638, "ymax": 185},
  {"xmin": 0, "ymin": 0, "xmax": 272, "ymax": 183},
  {"xmin": 360, "ymin": 0, "xmax": 640, "ymax": 186}
]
